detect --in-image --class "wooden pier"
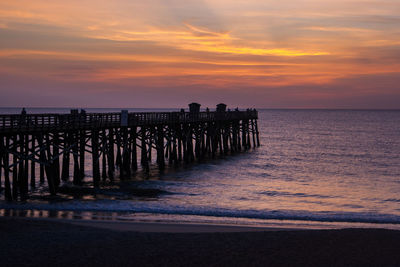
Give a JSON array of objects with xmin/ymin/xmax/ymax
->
[{"xmin": 0, "ymin": 103, "xmax": 260, "ymax": 200}]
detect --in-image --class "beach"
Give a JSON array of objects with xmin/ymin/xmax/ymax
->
[{"xmin": 1, "ymin": 217, "xmax": 400, "ymax": 266}]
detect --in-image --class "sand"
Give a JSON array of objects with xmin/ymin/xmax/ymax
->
[
  {"xmin": 69, "ymin": 220, "xmax": 287, "ymax": 233},
  {"xmin": 1, "ymin": 217, "xmax": 400, "ymax": 266}
]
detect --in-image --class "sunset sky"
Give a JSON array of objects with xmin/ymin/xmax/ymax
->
[{"xmin": 0, "ymin": 0, "xmax": 399, "ymax": 108}]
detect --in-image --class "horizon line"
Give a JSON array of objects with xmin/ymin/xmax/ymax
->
[{"xmin": 0, "ymin": 107, "xmax": 399, "ymax": 111}]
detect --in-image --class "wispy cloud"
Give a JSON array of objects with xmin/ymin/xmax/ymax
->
[
  {"xmin": 183, "ymin": 22, "xmax": 231, "ymax": 37},
  {"xmin": 304, "ymin": 26, "xmax": 376, "ymax": 33},
  {"xmin": 87, "ymin": 23, "xmax": 329, "ymax": 57}
]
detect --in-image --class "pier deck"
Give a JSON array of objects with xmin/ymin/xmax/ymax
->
[
  {"xmin": 0, "ymin": 110, "xmax": 257, "ymax": 133},
  {"xmin": 0, "ymin": 104, "xmax": 260, "ymax": 200}
]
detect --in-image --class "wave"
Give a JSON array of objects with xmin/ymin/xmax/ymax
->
[
  {"xmin": 258, "ymin": 190, "xmax": 335, "ymax": 199},
  {"xmin": 1, "ymin": 200, "xmax": 400, "ymax": 225}
]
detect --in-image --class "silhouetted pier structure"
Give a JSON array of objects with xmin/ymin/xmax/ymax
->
[{"xmin": 0, "ymin": 103, "xmax": 260, "ymax": 200}]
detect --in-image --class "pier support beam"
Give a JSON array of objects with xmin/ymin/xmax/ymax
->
[
  {"xmin": 131, "ymin": 127, "xmax": 137, "ymax": 172},
  {"xmin": 72, "ymin": 132, "xmax": 81, "ymax": 185},
  {"xmin": 107, "ymin": 128, "xmax": 115, "ymax": 180},
  {"xmin": 157, "ymin": 126, "xmax": 165, "ymax": 171},
  {"xmin": 79, "ymin": 130, "xmax": 85, "ymax": 179},
  {"xmin": 92, "ymin": 130, "xmax": 100, "ymax": 187},
  {"xmin": 2, "ymin": 136, "xmax": 12, "ymax": 200},
  {"xmin": 61, "ymin": 132, "xmax": 70, "ymax": 182}
]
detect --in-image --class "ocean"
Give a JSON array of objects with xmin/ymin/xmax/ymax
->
[{"xmin": 1, "ymin": 108, "xmax": 400, "ymax": 229}]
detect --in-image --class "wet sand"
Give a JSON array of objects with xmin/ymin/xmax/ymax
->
[
  {"xmin": 1, "ymin": 217, "xmax": 400, "ymax": 266},
  {"xmin": 69, "ymin": 219, "xmax": 288, "ymax": 233}
]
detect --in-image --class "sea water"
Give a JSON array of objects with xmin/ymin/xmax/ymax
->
[{"xmin": 1, "ymin": 108, "xmax": 400, "ymax": 229}]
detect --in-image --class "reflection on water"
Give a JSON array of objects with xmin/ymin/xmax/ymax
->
[{"xmin": 0, "ymin": 208, "xmax": 125, "ymax": 220}]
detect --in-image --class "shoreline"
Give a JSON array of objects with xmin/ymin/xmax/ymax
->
[
  {"xmin": 5, "ymin": 214, "xmax": 400, "ymax": 232},
  {"xmin": 2, "ymin": 207, "xmax": 400, "ymax": 231},
  {"xmin": 4, "ymin": 216, "xmax": 292, "ymax": 233},
  {"xmin": 1, "ymin": 216, "xmax": 400, "ymax": 266}
]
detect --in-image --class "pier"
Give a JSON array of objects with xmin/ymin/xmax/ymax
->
[{"xmin": 0, "ymin": 103, "xmax": 260, "ymax": 200}]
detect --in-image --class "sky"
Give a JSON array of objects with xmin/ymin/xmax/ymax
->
[{"xmin": 0, "ymin": 0, "xmax": 399, "ymax": 109}]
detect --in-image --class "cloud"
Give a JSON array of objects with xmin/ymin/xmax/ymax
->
[{"xmin": 304, "ymin": 26, "xmax": 376, "ymax": 33}]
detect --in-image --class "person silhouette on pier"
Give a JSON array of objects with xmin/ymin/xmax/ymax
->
[{"xmin": 20, "ymin": 108, "xmax": 27, "ymax": 126}]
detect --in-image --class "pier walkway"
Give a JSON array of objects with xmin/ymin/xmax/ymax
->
[{"xmin": 0, "ymin": 103, "xmax": 260, "ymax": 200}]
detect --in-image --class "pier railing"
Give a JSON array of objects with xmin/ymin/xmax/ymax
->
[{"xmin": 0, "ymin": 110, "xmax": 258, "ymax": 133}]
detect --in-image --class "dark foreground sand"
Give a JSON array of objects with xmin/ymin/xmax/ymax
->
[{"xmin": 1, "ymin": 217, "xmax": 400, "ymax": 267}]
